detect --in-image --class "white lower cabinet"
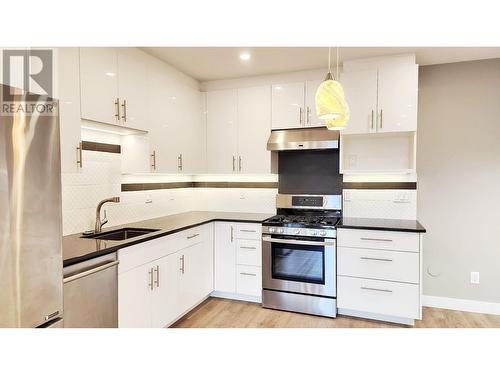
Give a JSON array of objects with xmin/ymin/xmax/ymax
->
[
  {"xmin": 337, "ymin": 228, "xmax": 423, "ymax": 325},
  {"xmin": 118, "ymin": 223, "xmax": 214, "ymax": 328},
  {"xmin": 213, "ymin": 222, "xmax": 262, "ymax": 301}
]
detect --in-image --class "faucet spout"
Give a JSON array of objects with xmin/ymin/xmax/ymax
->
[{"xmin": 95, "ymin": 197, "xmax": 120, "ymax": 233}]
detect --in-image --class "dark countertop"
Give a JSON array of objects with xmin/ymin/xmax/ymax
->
[
  {"xmin": 337, "ymin": 217, "xmax": 426, "ymax": 233},
  {"xmin": 63, "ymin": 211, "xmax": 273, "ymax": 267}
]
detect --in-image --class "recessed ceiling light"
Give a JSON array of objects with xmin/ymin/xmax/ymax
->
[
  {"xmin": 105, "ymin": 72, "xmax": 115, "ymax": 77},
  {"xmin": 239, "ymin": 52, "xmax": 251, "ymax": 61}
]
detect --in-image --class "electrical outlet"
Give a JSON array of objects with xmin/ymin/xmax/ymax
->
[{"xmin": 470, "ymin": 272, "xmax": 480, "ymax": 284}]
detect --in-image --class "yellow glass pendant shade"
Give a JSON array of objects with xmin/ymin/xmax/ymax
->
[
  {"xmin": 325, "ymin": 99, "xmax": 350, "ymax": 130},
  {"xmin": 315, "ymin": 73, "xmax": 346, "ymax": 120}
]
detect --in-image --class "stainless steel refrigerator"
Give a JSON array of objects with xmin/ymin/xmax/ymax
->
[{"xmin": 0, "ymin": 84, "xmax": 63, "ymax": 328}]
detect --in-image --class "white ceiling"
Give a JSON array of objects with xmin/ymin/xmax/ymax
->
[{"xmin": 141, "ymin": 47, "xmax": 500, "ymax": 82}]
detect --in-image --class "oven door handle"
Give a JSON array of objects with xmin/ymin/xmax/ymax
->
[{"xmin": 262, "ymin": 236, "xmax": 335, "ymax": 247}]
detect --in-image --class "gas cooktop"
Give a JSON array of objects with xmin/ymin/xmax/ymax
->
[{"xmin": 263, "ymin": 214, "xmax": 341, "ymax": 228}]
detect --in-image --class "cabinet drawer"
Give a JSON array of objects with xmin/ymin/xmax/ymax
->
[
  {"xmin": 337, "ymin": 276, "xmax": 420, "ymax": 319},
  {"xmin": 236, "ymin": 239, "xmax": 262, "ymax": 266},
  {"xmin": 235, "ymin": 224, "xmax": 261, "ymax": 240},
  {"xmin": 338, "ymin": 247, "xmax": 419, "ymax": 284},
  {"xmin": 169, "ymin": 224, "xmax": 210, "ymax": 253},
  {"xmin": 337, "ymin": 228, "xmax": 419, "ymax": 252},
  {"xmin": 119, "ymin": 236, "xmax": 176, "ymax": 274},
  {"xmin": 236, "ymin": 265, "xmax": 262, "ymax": 297}
]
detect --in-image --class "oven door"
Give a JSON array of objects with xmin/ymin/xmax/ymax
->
[{"xmin": 262, "ymin": 235, "xmax": 336, "ymax": 297}]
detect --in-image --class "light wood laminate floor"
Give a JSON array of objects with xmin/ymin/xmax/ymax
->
[{"xmin": 172, "ymin": 297, "xmax": 500, "ymax": 328}]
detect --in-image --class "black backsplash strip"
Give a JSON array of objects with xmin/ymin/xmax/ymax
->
[
  {"xmin": 81, "ymin": 141, "xmax": 121, "ymax": 154},
  {"xmin": 343, "ymin": 182, "xmax": 417, "ymax": 190}
]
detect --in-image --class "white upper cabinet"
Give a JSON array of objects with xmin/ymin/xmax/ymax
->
[
  {"xmin": 206, "ymin": 86, "xmax": 272, "ymax": 174},
  {"xmin": 237, "ymin": 85, "xmax": 271, "ymax": 173},
  {"xmin": 116, "ymin": 48, "xmax": 149, "ymax": 131},
  {"xmin": 206, "ymin": 89, "xmax": 238, "ymax": 173},
  {"xmin": 340, "ymin": 68, "xmax": 378, "ymax": 135},
  {"xmin": 271, "ymin": 82, "xmax": 305, "ymax": 129},
  {"xmin": 56, "ymin": 48, "xmax": 82, "ymax": 173},
  {"xmin": 304, "ymin": 79, "xmax": 324, "ymax": 127},
  {"xmin": 377, "ymin": 64, "xmax": 418, "ymax": 133},
  {"xmin": 341, "ymin": 54, "xmax": 418, "ymax": 135},
  {"xmin": 79, "ymin": 48, "xmax": 119, "ymax": 125}
]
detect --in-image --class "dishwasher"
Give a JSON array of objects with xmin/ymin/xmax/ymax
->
[{"xmin": 63, "ymin": 253, "xmax": 119, "ymax": 328}]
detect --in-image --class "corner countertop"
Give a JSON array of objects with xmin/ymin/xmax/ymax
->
[
  {"xmin": 63, "ymin": 211, "xmax": 273, "ymax": 267},
  {"xmin": 337, "ymin": 217, "xmax": 426, "ymax": 233}
]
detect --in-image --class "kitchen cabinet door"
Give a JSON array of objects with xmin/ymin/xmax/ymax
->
[
  {"xmin": 206, "ymin": 89, "xmax": 238, "ymax": 173},
  {"xmin": 118, "ymin": 263, "xmax": 152, "ymax": 328},
  {"xmin": 214, "ymin": 222, "xmax": 237, "ymax": 293},
  {"xmin": 79, "ymin": 48, "xmax": 119, "ymax": 125},
  {"xmin": 117, "ymin": 48, "xmax": 149, "ymax": 131},
  {"xmin": 377, "ymin": 64, "xmax": 418, "ymax": 133},
  {"xmin": 56, "ymin": 48, "xmax": 82, "ymax": 173},
  {"xmin": 304, "ymin": 79, "xmax": 324, "ymax": 127},
  {"xmin": 237, "ymin": 86, "xmax": 271, "ymax": 173},
  {"xmin": 176, "ymin": 87, "xmax": 205, "ymax": 173},
  {"xmin": 271, "ymin": 82, "xmax": 305, "ymax": 129},
  {"xmin": 178, "ymin": 240, "xmax": 214, "ymax": 314},
  {"xmin": 340, "ymin": 68, "xmax": 378, "ymax": 135},
  {"xmin": 147, "ymin": 59, "xmax": 180, "ymax": 173},
  {"xmin": 151, "ymin": 253, "xmax": 180, "ymax": 328}
]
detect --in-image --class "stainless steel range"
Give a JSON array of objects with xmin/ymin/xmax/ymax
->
[{"xmin": 261, "ymin": 193, "xmax": 342, "ymax": 318}]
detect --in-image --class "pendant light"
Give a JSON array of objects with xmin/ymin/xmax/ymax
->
[{"xmin": 315, "ymin": 47, "xmax": 350, "ymax": 130}]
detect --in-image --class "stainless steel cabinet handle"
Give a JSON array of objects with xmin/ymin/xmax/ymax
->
[
  {"xmin": 154, "ymin": 265, "xmax": 160, "ymax": 288},
  {"xmin": 238, "ymin": 156, "xmax": 242, "ymax": 172},
  {"xmin": 360, "ymin": 237, "xmax": 393, "ymax": 242},
  {"xmin": 379, "ymin": 109, "xmax": 383, "ymax": 129},
  {"xmin": 240, "ymin": 246, "xmax": 256, "ymax": 250},
  {"xmin": 306, "ymin": 106, "xmax": 311, "ymax": 124},
  {"xmin": 232, "ymin": 156, "xmax": 236, "ymax": 172},
  {"xmin": 63, "ymin": 260, "xmax": 119, "ymax": 284},
  {"xmin": 180, "ymin": 255, "xmax": 185, "ymax": 274},
  {"xmin": 151, "ymin": 151, "xmax": 156, "ymax": 171},
  {"xmin": 121, "ymin": 100, "xmax": 127, "ymax": 122},
  {"xmin": 148, "ymin": 268, "xmax": 154, "ymax": 290},
  {"xmin": 371, "ymin": 110, "xmax": 374, "ymax": 130},
  {"xmin": 76, "ymin": 141, "xmax": 83, "ymax": 168},
  {"xmin": 360, "ymin": 256, "xmax": 393, "ymax": 262},
  {"xmin": 240, "ymin": 272, "xmax": 257, "ymax": 277},
  {"xmin": 230, "ymin": 226, "xmax": 234, "ymax": 242},
  {"xmin": 115, "ymin": 98, "xmax": 120, "ymax": 121},
  {"xmin": 262, "ymin": 236, "xmax": 335, "ymax": 247},
  {"xmin": 187, "ymin": 233, "xmax": 199, "ymax": 239},
  {"xmin": 360, "ymin": 286, "xmax": 393, "ymax": 293},
  {"xmin": 240, "ymin": 229, "xmax": 256, "ymax": 233},
  {"xmin": 299, "ymin": 107, "xmax": 303, "ymax": 124}
]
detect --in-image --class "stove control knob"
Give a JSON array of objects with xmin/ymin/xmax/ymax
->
[
  {"xmin": 309, "ymin": 229, "xmax": 318, "ymax": 236},
  {"xmin": 277, "ymin": 227, "xmax": 284, "ymax": 234},
  {"xmin": 268, "ymin": 227, "xmax": 276, "ymax": 233},
  {"xmin": 293, "ymin": 228, "xmax": 301, "ymax": 235},
  {"xmin": 319, "ymin": 230, "xmax": 327, "ymax": 237}
]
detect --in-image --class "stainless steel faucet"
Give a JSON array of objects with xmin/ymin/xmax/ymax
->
[{"xmin": 95, "ymin": 197, "xmax": 120, "ymax": 233}]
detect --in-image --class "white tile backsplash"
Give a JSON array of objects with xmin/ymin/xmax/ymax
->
[
  {"xmin": 342, "ymin": 189, "xmax": 417, "ymax": 220},
  {"xmin": 62, "ymin": 148, "xmax": 277, "ymax": 235}
]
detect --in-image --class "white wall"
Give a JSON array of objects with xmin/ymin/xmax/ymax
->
[{"xmin": 417, "ymin": 58, "xmax": 500, "ymax": 303}]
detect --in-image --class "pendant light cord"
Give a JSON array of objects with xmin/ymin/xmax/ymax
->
[
  {"xmin": 336, "ymin": 47, "xmax": 339, "ymax": 81},
  {"xmin": 328, "ymin": 47, "xmax": 331, "ymax": 74}
]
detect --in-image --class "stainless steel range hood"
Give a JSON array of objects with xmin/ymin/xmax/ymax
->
[{"xmin": 266, "ymin": 128, "xmax": 340, "ymax": 151}]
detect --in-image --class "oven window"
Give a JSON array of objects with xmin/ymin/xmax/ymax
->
[{"xmin": 271, "ymin": 243, "xmax": 325, "ymax": 284}]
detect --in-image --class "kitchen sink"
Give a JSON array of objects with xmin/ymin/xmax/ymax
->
[{"xmin": 82, "ymin": 228, "xmax": 160, "ymax": 241}]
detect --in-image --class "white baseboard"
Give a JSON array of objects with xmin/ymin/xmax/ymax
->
[
  {"xmin": 210, "ymin": 291, "xmax": 261, "ymax": 303},
  {"xmin": 422, "ymin": 295, "xmax": 500, "ymax": 316}
]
